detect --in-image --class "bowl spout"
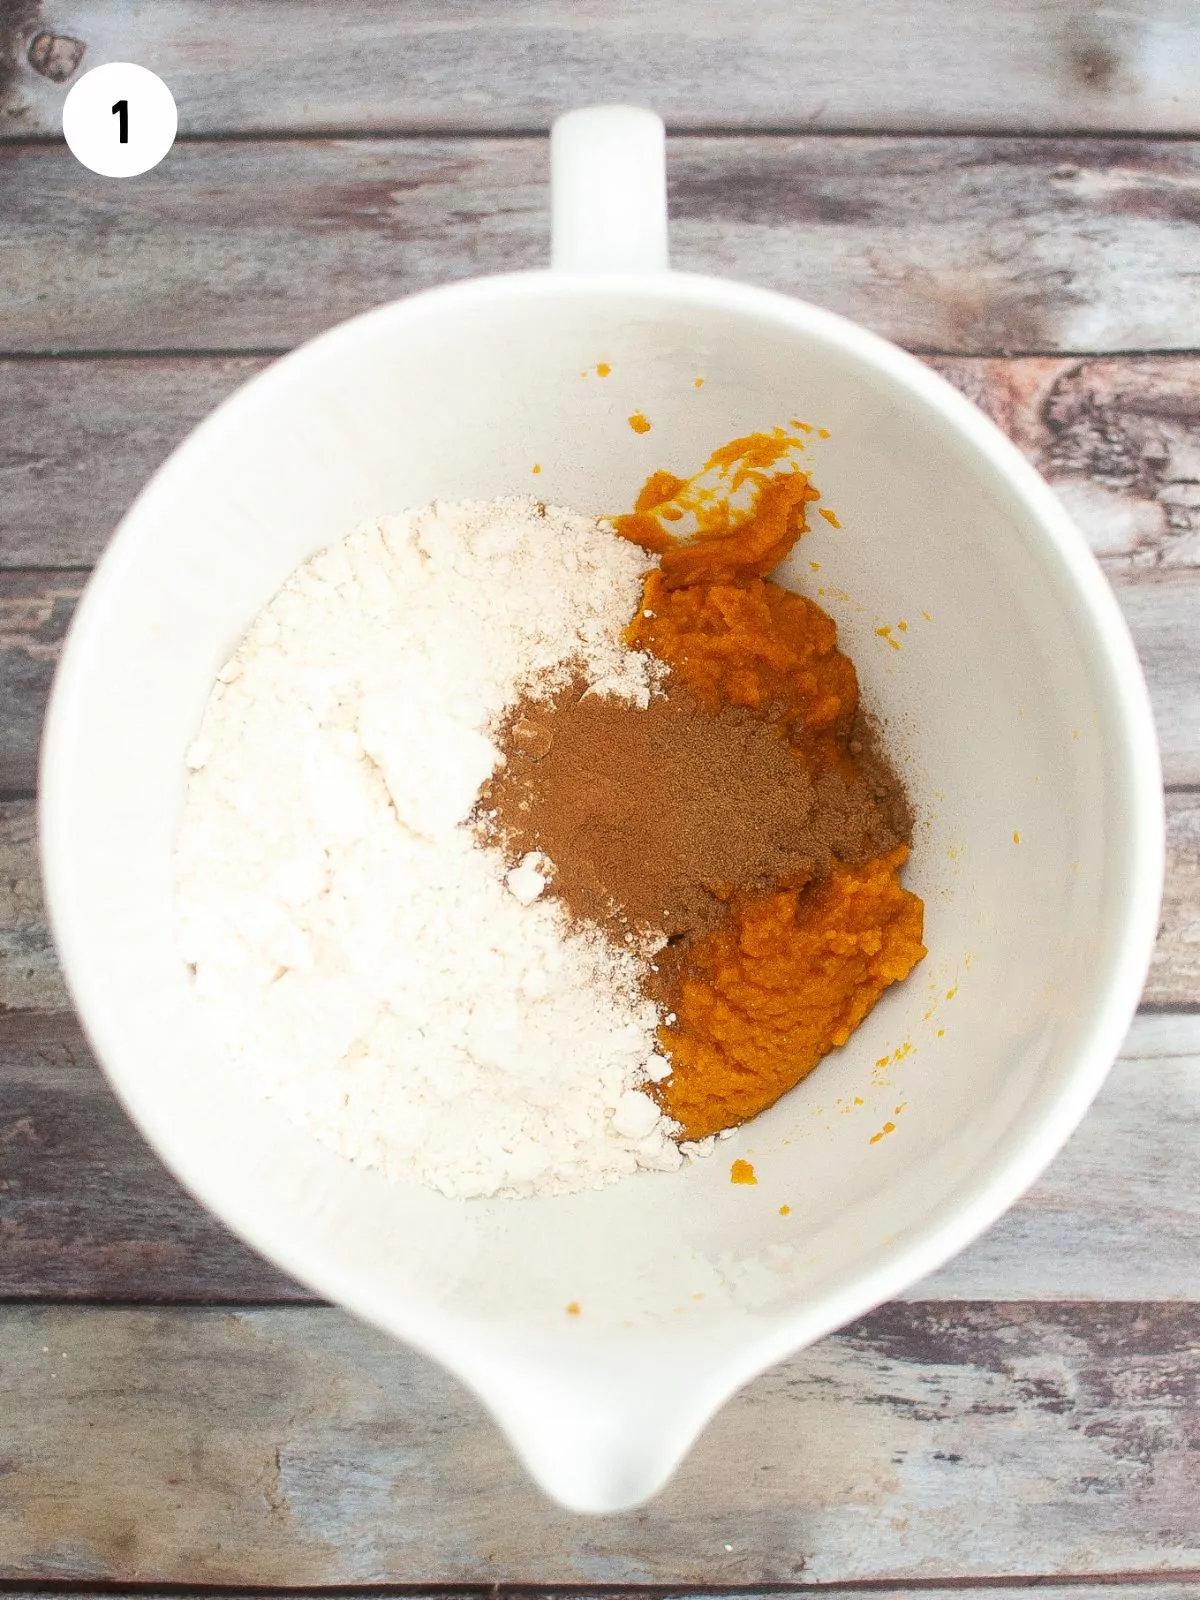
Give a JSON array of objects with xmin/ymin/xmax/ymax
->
[{"xmin": 470, "ymin": 1352, "xmax": 724, "ymax": 1513}]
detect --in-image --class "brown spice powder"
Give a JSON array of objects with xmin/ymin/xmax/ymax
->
[{"xmin": 479, "ymin": 676, "xmax": 909, "ymax": 951}]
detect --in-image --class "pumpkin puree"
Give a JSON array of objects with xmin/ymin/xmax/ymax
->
[
  {"xmin": 624, "ymin": 573, "xmax": 858, "ymax": 772},
  {"xmin": 615, "ymin": 430, "xmax": 926, "ymax": 1141},
  {"xmin": 657, "ymin": 847, "xmax": 925, "ymax": 1141}
]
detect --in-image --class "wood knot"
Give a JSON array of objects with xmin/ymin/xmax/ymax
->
[{"xmin": 27, "ymin": 32, "xmax": 86, "ymax": 82}]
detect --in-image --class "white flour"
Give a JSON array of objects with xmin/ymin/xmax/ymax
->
[{"xmin": 175, "ymin": 498, "xmax": 683, "ymax": 1198}]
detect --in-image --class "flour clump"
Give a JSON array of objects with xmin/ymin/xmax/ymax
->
[{"xmin": 175, "ymin": 498, "xmax": 679, "ymax": 1198}]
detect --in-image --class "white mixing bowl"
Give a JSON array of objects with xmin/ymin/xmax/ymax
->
[{"xmin": 40, "ymin": 110, "xmax": 1162, "ymax": 1511}]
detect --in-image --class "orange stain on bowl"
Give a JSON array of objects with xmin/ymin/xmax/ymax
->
[
  {"xmin": 628, "ymin": 411, "xmax": 652, "ymax": 434},
  {"xmin": 566, "ymin": 1301, "xmax": 581, "ymax": 1316},
  {"xmin": 819, "ymin": 508, "xmax": 841, "ymax": 528},
  {"xmin": 730, "ymin": 1158, "xmax": 758, "ymax": 1185},
  {"xmin": 596, "ymin": 362, "xmax": 611, "ymax": 377}
]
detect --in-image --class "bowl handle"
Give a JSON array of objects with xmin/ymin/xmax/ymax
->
[{"xmin": 551, "ymin": 105, "xmax": 670, "ymax": 274}]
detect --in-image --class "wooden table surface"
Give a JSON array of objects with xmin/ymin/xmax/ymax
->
[{"xmin": 3, "ymin": 0, "xmax": 1200, "ymax": 1589}]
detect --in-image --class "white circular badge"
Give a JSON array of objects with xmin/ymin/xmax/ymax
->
[{"xmin": 62, "ymin": 62, "xmax": 177, "ymax": 177}]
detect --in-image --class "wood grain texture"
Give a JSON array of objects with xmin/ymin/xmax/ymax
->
[
  {"xmin": 3, "ymin": 0, "xmax": 1199, "ymax": 137},
  {"xmin": 0, "ymin": 803, "xmax": 65, "ymax": 1012},
  {"xmin": 1112, "ymin": 575, "xmax": 1200, "ymax": 792},
  {"xmin": 6, "ymin": 355, "xmax": 1200, "ymax": 570},
  {"xmin": 3, "ymin": 138, "xmax": 1200, "ymax": 355},
  {"xmin": 935, "ymin": 357, "xmax": 1200, "ymax": 573},
  {"xmin": 0, "ymin": 572, "xmax": 82, "ymax": 793},
  {"xmin": 0, "ymin": 357, "xmax": 262, "ymax": 567},
  {"xmin": 1, "ymin": 1008, "xmax": 1197, "ymax": 1304},
  {"xmin": 0, "ymin": 1011, "xmax": 304, "ymax": 1301},
  {"xmin": 1156, "ymin": 791, "xmax": 1200, "ymax": 1008},
  {"xmin": 7, "ymin": 1594, "xmax": 1200, "ymax": 1600},
  {"xmin": 0, "ymin": 1300, "xmax": 1196, "ymax": 1582},
  {"xmin": 4, "ymin": 568, "xmax": 1198, "ymax": 792}
]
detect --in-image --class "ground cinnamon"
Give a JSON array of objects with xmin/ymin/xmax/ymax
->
[{"xmin": 481, "ymin": 680, "xmax": 909, "ymax": 953}]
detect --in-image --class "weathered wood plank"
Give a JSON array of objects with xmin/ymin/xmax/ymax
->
[
  {"xmin": 0, "ymin": 572, "xmax": 83, "ymax": 793},
  {"xmin": 0, "ymin": 802, "xmax": 66, "ymax": 1012},
  {"xmin": 5, "ymin": 355, "xmax": 1200, "ymax": 571},
  {"xmin": 5, "ymin": 568, "xmax": 1197, "ymax": 793},
  {"xmin": 3, "ymin": 138, "xmax": 1200, "ymax": 355},
  {"xmin": 0, "ymin": 357, "xmax": 262, "ymax": 567},
  {"xmin": 1113, "ymin": 575, "xmax": 1200, "ymax": 795},
  {"xmin": 1156, "ymin": 789, "xmax": 1200, "ymax": 1009},
  {"xmin": 936, "ymin": 357, "xmax": 1200, "ymax": 573},
  {"xmin": 3, "ymin": 0, "xmax": 1199, "ymax": 138},
  {"xmin": 5, "ymin": 1594, "xmax": 1200, "ymax": 1600},
  {"xmin": 0, "ymin": 1011, "xmax": 305, "ymax": 1301},
  {"xmin": 0, "ymin": 1301, "xmax": 1195, "ymax": 1581},
  {"xmin": 7, "ymin": 1593, "xmax": 1200, "ymax": 1600},
  {"xmin": 1, "ymin": 999, "xmax": 1196, "ymax": 1305}
]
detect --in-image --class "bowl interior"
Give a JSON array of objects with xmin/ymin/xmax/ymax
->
[{"xmin": 41, "ymin": 274, "xmax": 1158, "ymax": 1508}]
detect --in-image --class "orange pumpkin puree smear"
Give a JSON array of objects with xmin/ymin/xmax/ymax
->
[
  {"xmin": 660, "ymin": 848, "xmax": 924, "ymax": 1140},
  {"xmin": 626, "ymin": 574, "xmax": 858, "ymax": 772},
  {"xmin": 615, "ymin": 430, "xmax": 926, "ymax": 1141}
]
